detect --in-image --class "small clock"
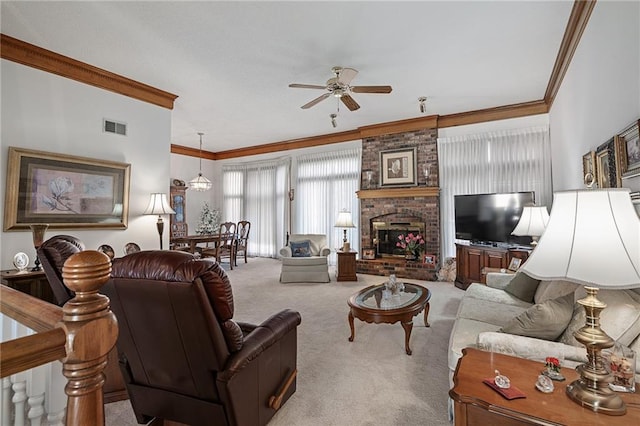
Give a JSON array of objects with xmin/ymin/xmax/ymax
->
[{"xmin": 13, "ymin": 252, "xmax": 29, "ymax": 271}]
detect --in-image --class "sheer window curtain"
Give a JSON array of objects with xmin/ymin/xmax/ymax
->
[
  {"xmin": 296, "ymin": 147, "xmax": 361, "ymax": 264},
  {"xmin": 222, "ymin": 158, "xmax": 289, "ymax": 258},
  {"xmin": 438, "ymin": 126, "xmax": 552, "ymax": 259}
]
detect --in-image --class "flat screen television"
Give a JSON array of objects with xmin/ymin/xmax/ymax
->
[{"xmin": 454, "ymin": 192, "xmax": 535, "ymax": 246}]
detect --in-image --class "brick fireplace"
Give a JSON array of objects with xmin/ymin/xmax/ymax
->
[{"xmin": 356, "ymin": 125, "xmax": 440, "ymax": 281}]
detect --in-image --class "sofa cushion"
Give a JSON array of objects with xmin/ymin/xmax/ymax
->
[
  {"xmin": 559, "ymin": 289, "xmax": 640, "ymax": 347},
  {"xmin": 290, "ymin": 240, "xmax": 311, "ymax": 257},
  {"xmin": 448, "ymin": 318, "xmax": 501, "ymax": 374},
  {"xmin": 281, "ymin": 256, "xmax": 328, "ymax": 267},
  {"xmin": 456, "ymin": 296, "xmax": 529, "ymax": 328},
  {"xmin": 534, "ymin": 280, "xmax": 579, "ymax": 304},
  {"xmin": 500, "ymin": 293, "xmax": 574, "ymax": 340},
  {"xmin": 464, "ymin": 283, "xmax": 532, "ymax": 308},
  {"xmin": 503, "ymin": 272, "xmax": 540, "ymax": 303}
]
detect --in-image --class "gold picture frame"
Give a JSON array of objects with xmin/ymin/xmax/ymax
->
[
  {"xmin": 595, "ymin": 137, "xmax": 620, "ymax": 188},
  {"xmin": 379, "ymin": 147, "xmax": 417, "ymax": 187},
  {"xmin": 362, "ymin": 247, "xmax": 376, "ymax": 260},
  {"xmin": 615, "ymin": 119, "xmax": 640, "ymax": 178},
  {"xmin": 4, "ymin": 147, "xmax": 131, "ymax": 231},
  {"xmin": 582, "ymin": 150, "xmax": 597, "ymax": 186}
]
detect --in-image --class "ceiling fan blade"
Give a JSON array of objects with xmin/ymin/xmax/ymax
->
[
  {"xmin": 289, "ymin": 83, "xmax": 327, "ymax": 90},
  {"xmin": 337, "ymin": 67, "xmax": 358, "ymax": 85},
  {"xmin": 301, "ymin": 93, "xmax": 331, "ymax": 109},
  {"xmin": 351, "ymin": 85, "xmax": 393, "ymax": 94},
  {"xmin": 340, "ymin": 94, "xmax": 360, "ymax": 111}
]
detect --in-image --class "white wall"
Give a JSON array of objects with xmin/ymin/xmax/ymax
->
[
  {"xmin": 170, "ymin": 140, "xmax": 362, "ymax": 232},
  {"xmin": 1, "ymin": 61, "xmax": 172, "ymax": 269},
  {"xmin": 549, "ymin": 1, "xmax": 640, "ymax": 192}
]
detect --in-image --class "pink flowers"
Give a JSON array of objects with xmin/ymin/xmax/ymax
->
[{"xmin": 396, "ymin": 233, "xmax": 425, "ymax": 254}]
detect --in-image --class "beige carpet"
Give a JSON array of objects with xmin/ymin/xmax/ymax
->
[{"xmin": 105, "ymin": 257, "xmax": 464, "ymax": 425}]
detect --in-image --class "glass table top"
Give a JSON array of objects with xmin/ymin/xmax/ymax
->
[{"xmin": 354, "ymin": 283, "xmax": 424, "ymax": 311}]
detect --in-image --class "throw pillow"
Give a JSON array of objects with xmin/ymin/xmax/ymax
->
[
  {"xmin": 500, "ymin": 293, "xmax": 574, "ymax": 341},
  {"xmin": 290, "ymin": 240, "xmax": 311, "ymax": 257},
  {"xmin": 504, "ymin": 271, "xmax": 540, "ymax": 303}
]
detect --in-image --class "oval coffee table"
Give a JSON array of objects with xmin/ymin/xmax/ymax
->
[{"xmin": 347, "ymin": 283, "xmax": 431, "ymax": 355}]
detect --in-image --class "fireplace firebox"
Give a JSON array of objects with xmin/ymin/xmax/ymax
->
[{"xmin": 372, "ymin": 221, "xmax": 425, "ymax": 258}]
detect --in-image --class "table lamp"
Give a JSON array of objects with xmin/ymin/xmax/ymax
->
[
  {"xmin": 143, "ymin": 193, "xmax": 176, "ymax": 250},
  {"xmin": 511, "ymin": 206, "xmax": 550, "ymax": 245},
  {"xmin": 335, "ymin": 209, "xmax": 356, "ymax": 252},
  {"xmin": 30, "ymin": 224, "xmax": 49, "ymax": 271},
  {"xmin": 519, "ymin": 189, "xmax": 640, "ymax": 415}
]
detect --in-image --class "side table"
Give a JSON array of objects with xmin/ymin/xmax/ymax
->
[
  {"xmin": 1, "ymin": 269, "xmax": 55, "ymax": 304},
  {"xmin": 450, "ymin": 348, "xmax": 640, "ymax": 425},
  {"xmin": 336, "ymin": 250, "xmax": 357, "ymax": 281}
]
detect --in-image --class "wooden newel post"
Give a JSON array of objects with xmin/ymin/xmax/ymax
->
[{"xmin": 60, "ymin": 250, "xmax": 117, "ymax": 426}]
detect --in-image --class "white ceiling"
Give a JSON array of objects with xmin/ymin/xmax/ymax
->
[{"xmin": 1, "ymin": 1, "xmax": 573, "ymax": 153}]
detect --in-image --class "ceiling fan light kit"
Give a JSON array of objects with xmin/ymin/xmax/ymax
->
[
  {"xmin": 330, "ymin": 113, "xmax": 337, "ymax": 128},
  {"xmin": 289, "ymin": 66, "xmax": 392, "ymax": 112}
]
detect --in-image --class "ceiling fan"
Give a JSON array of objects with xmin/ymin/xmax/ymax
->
[{"xmin": 289, "ymin": 66, "xmax": 392, "ymax": 111}]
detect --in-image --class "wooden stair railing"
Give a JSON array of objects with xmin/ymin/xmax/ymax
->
[{"xmin": 0, "ymin": 250, "xmax": 117, "ymax": 426}]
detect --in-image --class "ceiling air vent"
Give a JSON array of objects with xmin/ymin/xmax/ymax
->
[{"xmin": 103, "ymin": 119, "xmax": 127, "ymax": 136}]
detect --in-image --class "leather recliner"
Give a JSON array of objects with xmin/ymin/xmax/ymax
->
[
  {"xmin": 103, "ymin": 250, "xmax": 301, "ymax": 426},
  {"xmin": 38, "ymin": 234, "xmax": 85, "ymax": 305}
]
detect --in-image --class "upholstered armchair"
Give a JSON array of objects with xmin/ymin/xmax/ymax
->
[
  {"xmin": 103, "ymin": 250, "xmax": 301, "ymax": 426},
  {"xmin": 279, "ymin": 234, "xmax": 331, "ymax": 283}
]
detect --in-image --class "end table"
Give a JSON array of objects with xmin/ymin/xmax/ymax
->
[{"xmin": 336, "ymin": 250, "xmax": 357, "ymax": 281}]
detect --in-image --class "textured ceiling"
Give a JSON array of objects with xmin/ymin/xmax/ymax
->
[{"xmin": 1, "ymin": 1, "xmax": 573, "ymax": 152}]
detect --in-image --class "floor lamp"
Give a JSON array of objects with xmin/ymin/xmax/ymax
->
[
  {"xmin": 519, "ymin": 189, "xmax": 640, "ymax": 415},
  {"xmin": 144, "ymin": 193, "xmax": 176, "ymax": 250}
]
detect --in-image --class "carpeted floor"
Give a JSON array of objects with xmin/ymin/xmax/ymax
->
[{"xmin": 105, "ymin": 257, "xmax": 464, "ymax": 425}]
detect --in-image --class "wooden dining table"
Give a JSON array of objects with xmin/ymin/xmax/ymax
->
[{"xmin": 170, "ymin": 234, "xmax": 223, "ymax": 254}]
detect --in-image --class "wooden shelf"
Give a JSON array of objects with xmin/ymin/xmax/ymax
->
[{"xmin": 356, "ymin": 187, "xmax": 439, "ymax": 199}]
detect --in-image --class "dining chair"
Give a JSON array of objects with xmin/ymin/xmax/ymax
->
[
  {"xmin": 202, "ymin": 221, "xmax": 237, "ymax": 269},
  {"xmin": 235, "ymin": 220, "xmax": 251, "ymax": 266}
]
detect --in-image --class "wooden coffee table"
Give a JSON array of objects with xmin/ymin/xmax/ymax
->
[
  {"xmin": 450, "ymin": 348, "xmax": 640, "ymax": 425},
  {"xmin": 347, "ymin": 283, "xmax": 431, "ymax": 355}
]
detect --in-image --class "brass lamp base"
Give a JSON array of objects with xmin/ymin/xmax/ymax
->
[{"xmin": 566, "ymin": 286, "xmax": 625, "ymax": 416}]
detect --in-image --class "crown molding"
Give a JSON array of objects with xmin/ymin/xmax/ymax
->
[
  {"xmin": 544, "ymin": 0, "xmax": 596, "ymax": 108},
  {"xmin": 438, "ymin": 100, "xmax": 549, "ymax": 129},
  {"xmin": 0, "ymin": 34, "xmax": 178, "ymax": 109},
  {"xmin": 170, "ymin": 144, "xmax": 217, "ymax": 160}
]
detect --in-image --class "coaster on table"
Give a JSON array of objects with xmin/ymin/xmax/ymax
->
[{"xmin": 483, "ymin": 378, "xmax": 526, "ymax": 400}]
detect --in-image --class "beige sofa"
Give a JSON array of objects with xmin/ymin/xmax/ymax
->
[
  {"xmin": 447, "ymin": 272, "xmax": 640, "ymax": 386},
  {"xmin": 279, "ymin": 234, "xmax": 331, "ymax": 283}
]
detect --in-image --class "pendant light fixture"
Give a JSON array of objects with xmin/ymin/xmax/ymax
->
[{"xmin": 188, "ymin": 132, "xmax": 212, "ymax": 191}]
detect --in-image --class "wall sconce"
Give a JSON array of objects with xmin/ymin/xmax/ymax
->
[
  {"xmin": 363, "ymin": 170, "xmax": 373, "ymax": 188},
  {"xmin": 418, "ymin": 97, "xmax": 427, "ymax": 114},
  {"xmin": 288, "ymin": 188, "xmax": 295, "ymax": 201}
]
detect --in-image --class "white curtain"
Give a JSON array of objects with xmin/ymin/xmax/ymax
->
[
  {"xmin": 296, "ymin": 147, "xmax": 361, "ymax": 263},
  {"xmin": 222, "ymin": 158, "xmax": 289, "ymax": 258},
  {"xmin": 438, "ymin": 126, "xmax": 552, "ymax": 259}
]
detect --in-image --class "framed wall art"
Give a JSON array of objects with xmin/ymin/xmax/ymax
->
[
  {"xmin": 582, "ymin": 150, "xmax": 597, "ymax": 187},
  {"xmin": 595, "ymin": 138, "xmax": 620, "ymax": 188},
  {"xmin": 4, "ymin": 147, "xmax": 131, "ymax": 231},
  {"xmin": 615, "ymin": 119, "xmax": 640, "ymax": 178},
  {"xmin": 379, "ymin": 147, "xmax": 417, "ymax": 187}
]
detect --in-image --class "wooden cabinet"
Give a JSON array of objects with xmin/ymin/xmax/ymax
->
[
  {"xmin": 170, "ymin": 185, "xmax": 188, "ymax": 244},
  {"xmin": 455, "ymin": 244, "xmax": 530, "ymax": 290},
  {"xmin": 336, "ymin": 251, "xmax": 357, "ymax": 281},
  {"xmin": 1, "ymin": 269, "xmax": 55, "ymax": 304}
]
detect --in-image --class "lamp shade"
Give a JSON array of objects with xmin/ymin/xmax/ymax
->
[
  {"xmin": 143, "ymin": 193, "xmax": 176, "ymax": 215},
  {"xmin": 511, "ymin": 206, "xmax": 550, "ymax": 237},
  {"xmin": 519, "ymin": 189, "xmax": 640, "ymax": 289},
  {"xmin": 335, "ymin": 210, "xmax": 355, "ymax": 228}
]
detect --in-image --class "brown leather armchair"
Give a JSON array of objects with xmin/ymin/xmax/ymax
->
[
  {"xmin": 104, "ymin": 250, "xmax": 301, "ymax": 426},
  {"xmin": 38, "ymin": 235, "xmax": 85, "ymax": 305}
]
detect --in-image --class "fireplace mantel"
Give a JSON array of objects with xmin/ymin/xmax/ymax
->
[{"xmin": 356, "ymin": 187, "xmax": 439, "ymax": 199}]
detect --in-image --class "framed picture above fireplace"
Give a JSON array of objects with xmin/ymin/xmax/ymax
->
[{"xmin": 379, "ymin": 147, "xmax": 417, "ymax": 187}]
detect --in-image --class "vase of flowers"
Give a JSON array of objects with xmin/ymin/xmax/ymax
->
[
  {"xmin": 396, "ymin": 233, "xmax": 425, "ymax": 261},
  {"xmin": 543, "ymin": 356, "xmax": 565, "ymax": 381}
]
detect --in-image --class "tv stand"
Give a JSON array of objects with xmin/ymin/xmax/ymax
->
[{"xmin": 455, "ymin": 243, "xmax": 531, "ymax": 290}]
